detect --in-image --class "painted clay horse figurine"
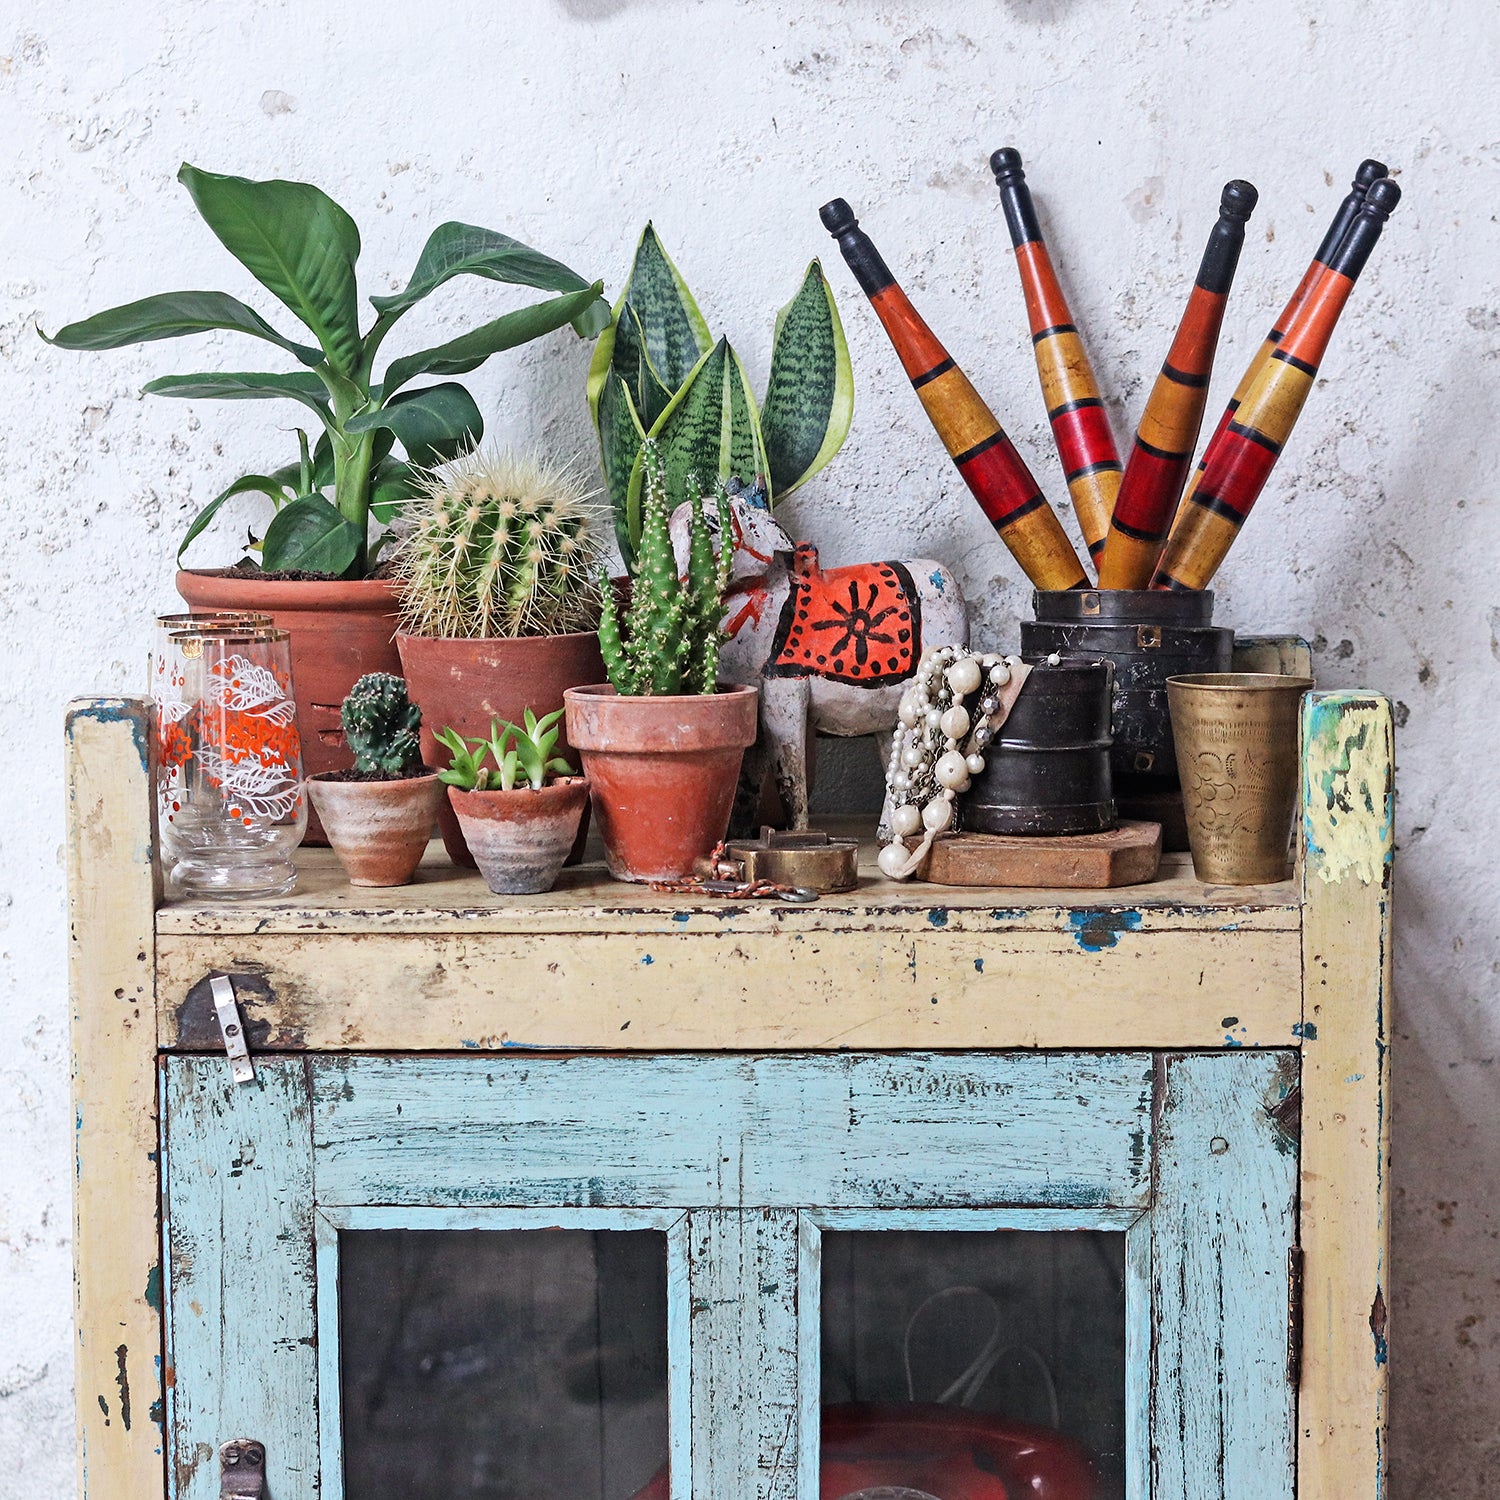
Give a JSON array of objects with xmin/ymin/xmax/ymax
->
[{"xmin": 671, "ymin": 484, "xmax": 967, "ymax": 828}]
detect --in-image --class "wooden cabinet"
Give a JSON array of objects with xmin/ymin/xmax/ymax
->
[{"xmin": 66, "ymin": 690, "xmax": 1393, "ymax": 1500}]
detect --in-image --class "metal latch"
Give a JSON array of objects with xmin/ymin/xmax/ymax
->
[
  {"xmin": 696, "ymin": 827, "xmax": 860, "ymax": 894},
  {"xmin": 210, "ymin": 974, "xmax": 255, "ymax": 1085},
  {"xmin": 220, "ymin": 1439, "xmax": 265, "ymax": 1496}
]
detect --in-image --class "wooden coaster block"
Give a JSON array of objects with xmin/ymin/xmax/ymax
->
[{"xmin": 924, "ymin": 821, "xmax": 1163, "ymax": 888}]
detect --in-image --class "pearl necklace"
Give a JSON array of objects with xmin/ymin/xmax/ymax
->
[{"xmin": 878, "ymin": 646, "xmax": 1032, "ymax": 880}]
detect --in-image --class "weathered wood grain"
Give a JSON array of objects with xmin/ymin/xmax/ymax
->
[
  {"xmin": 164, "ymin": 1059, "xmax": 318, "ymax": 1500},
  {"xmin": 1152, "ymin": 1051, "xmax": 1298, "ymax": 1499},
  {"xmin": 157, "ymin": 923, "xmax": 1303, "ymax": 1054},
  {"xmin": 306, "ymin": 1053, "xmax": 1155, "ymax": 1210},
  {"xmin": 1299, "ymin": 692, "xmax": 1394, "ymax": 1500},
  {"xmin": 66, "ymin": 699, "xmax": 163, "ymax": 1500}
]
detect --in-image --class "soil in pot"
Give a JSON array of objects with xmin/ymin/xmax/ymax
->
[
  {"xmin": 447, "ymin": 778, "xmax": 590, "ymax": 895},
  {"xmin": 564, "ymin": 684, "xmax": 759, "ymax": 883},
  {"xmin": 177, "ymin": 571, "xmax": 402, "ymax": 843},
  {"xmin": 306, "ymin": 771, "xmax": 445, "ymax": 887},
  {"xmin": 396, "ymin": 631, "xmax": 604, "ymax": 866}
]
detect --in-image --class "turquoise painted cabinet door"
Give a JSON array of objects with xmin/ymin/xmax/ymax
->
[{"xmin": 163, "ymin": 1051, "xmax": 1296, "ymax": 1500}]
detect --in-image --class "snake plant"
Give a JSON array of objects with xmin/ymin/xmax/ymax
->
[
  {"xmin": 44, "ymin": 164, "xmax": 608, "ymax": 577},
  {"xmin": 587, "ymin": 225, "xmax": 853, "ymax": 565}
]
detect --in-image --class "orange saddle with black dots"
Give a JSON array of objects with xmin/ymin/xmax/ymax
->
[{"xmin": 765, "ymin": 544, "xmax": 922, "ymax": 688}]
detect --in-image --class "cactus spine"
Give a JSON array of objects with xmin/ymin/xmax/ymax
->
[
  {"xmin": 342, "ymin": 673, "xmax": 425, "ymax": 777},
  {"xmin": 600, "ymin": 444, "xmax": 732, "ymax": 696},
  {"xmin": 396, "ymin": 448, "xmax": 604, "ymax": 639}
]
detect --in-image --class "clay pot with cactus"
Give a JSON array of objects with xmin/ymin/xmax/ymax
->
[
  {"xmin": 564, "ymin": 443, "xmax": 758, "ymax": 883},
  {"xmin": 393, "ymin": 448, "xmax": 607, "ymax": 865},
  {"xmin": 306, "ymin": 675, "xmax": 446, "ymax": 886}
]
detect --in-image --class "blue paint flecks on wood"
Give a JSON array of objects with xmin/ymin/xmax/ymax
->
[
  {"xmin": 673, "ymin": 912, "xmax": 691, "ymax": 924},
  {"xmin": 1292, "ymin": 1021, "xmax": 1318, "ymax": 1040},
  {"xmin": 989, "ymin": 908, "xmax": 1026, "ymax": 921},
  {"xmin": 926, "ymin": 908, "xmax": 949, "ymax": 927},
  {"xmin": 1069, "ymin": 909, "xmax": 1143, "ymax": 950},
  {"xmin": 973, "ymin": 957, "xmax": 984, "ymax": 973},
  {"xmin": 642, "ymin": 954, "xmax": 655, "ymax": 965}
]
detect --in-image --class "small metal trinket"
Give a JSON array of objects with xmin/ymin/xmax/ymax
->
[{"xmin": 719, "ymin": 827, "xmax": 861, "ymax": 894}]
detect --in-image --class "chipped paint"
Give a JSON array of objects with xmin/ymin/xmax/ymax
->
[
  {"xmin": 1302, "ymin": 695, "xmax": 1395, "ymax": 887},
  {"xmin": 1293, "ymin": 1021, "xmax": 1318, "ymax": 1040},
  {"xmin": 926, "ymin": 907, "xmax": 949, "ymax": 927},
  {"xmin": 1068, "ymin": 909, "xmax": 1142, "ymax": 951},
  {"xmin": 972, "ymin": 957, "xmax": 984, "ymax": 973}
]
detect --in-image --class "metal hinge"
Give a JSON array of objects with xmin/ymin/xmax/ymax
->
[
  {"xmin": 1287, "ymin": 1244, "xmax": 1305, "ymax": 1386},
  {"xmin": 220, "ymin": 1438, "xmax": 265, "ymax": 1496},
  {"xmin": 210, "ymin": 974, "xmax": 255, "ymax": 1085}
]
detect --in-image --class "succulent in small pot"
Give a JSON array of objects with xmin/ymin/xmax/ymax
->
[
  {"xmin": 306, "ymin": 675, "xmax": 446, "ymax": 887},
  {"xmin": 564, "ymin": 443, "xmax": 758, "ymax": 883},
  {"xmin": 394, "ymin": 447, "xmax": 607, "ymax": 865},
  {"xmin": 437, "ymin": 710, "xmax": 589, "ymax": 896}
]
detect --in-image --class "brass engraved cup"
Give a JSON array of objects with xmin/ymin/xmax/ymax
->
[{"xmin": 1166, "ymin": 672, "xmax": 1313, "ymax": 884}]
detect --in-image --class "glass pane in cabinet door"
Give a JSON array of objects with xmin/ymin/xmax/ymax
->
[
  {"xmin": 339, "ymin": 1230, "xmax": 669, "ymax": 1500},
  {"xmin": 820, "ymin": 1231, "xmax": 1125, "ymax": 1500}
]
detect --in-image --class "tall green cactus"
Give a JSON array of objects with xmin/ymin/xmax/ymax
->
[
  {"xmin": 342, "ymin": 674, "xmax": 425, "ymax": 777},
  {"xmin": 599, "ymin": 444, "xmax": 732, "ymax": 696}
]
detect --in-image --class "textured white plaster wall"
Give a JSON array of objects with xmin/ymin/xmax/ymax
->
[{"xmin": 1, "ymin": 0, "xmax": 1496, "ymax": 1492}]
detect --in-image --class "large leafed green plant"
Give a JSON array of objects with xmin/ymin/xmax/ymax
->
[
  {"xmin": 45, "ymin": 165, "xmax": 609, "ymax": 577},
  {"xmin": 587, "ymin": 225, "xmax": 853, "ymax": 566}
]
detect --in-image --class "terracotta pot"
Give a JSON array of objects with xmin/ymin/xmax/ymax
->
[
  {"xmin": 396, "ymin": 631, "xmax": 604, "ymax": 866},
  {"xmin": 306, "ymin": 772, "xmax": 446, "ymax": 887},
  {"xmin": 564, "ymin": 684, "xmax": 759, "ymax": 883},
  {"xmin": 177, "ymin": 571, "xmax": 401, "ymax": 844},
  {"xmin": 447, "ymin": 778, "xmax": 590, "ymax": 895}
]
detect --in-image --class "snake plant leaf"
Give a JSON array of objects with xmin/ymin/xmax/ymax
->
[
  {"xmin": 370, "ymin": 223, "xmax": 610, "ymax": 336},
  {"xmin": 368, "ymin": 459, "xmax": 423, "ymax": 524},
  {"xmin": 260, "ymin": 492, "xmax": 365, "ymax": 574},
  {"xmin": 143, "ymin": 370, "xmax": 335, "ymax": 425},
  {"xmin": 379, "ymin": 282, "xmax": 605, "ymax": 395},
  {"xmin": 177, "ymin": 164, "xmax": 364, "ymax": 377},
  {"xmin": 760, "ymin": 259, "xmax": 854, "ymax": 501},
  {"xmin": 41, "ymin": 290, "xmax": 324, "ymax": 367},
  {"xmin": 177, "ymin": 473, "xmax": 297, "ymax": 563},
  {"xmin": 612, "ymin": 304, "xmax": 674, "ymax": 430},
  {"xmin": 620, "ymin": 224, "xmax": 712, "ymax": 392},
  {"xmin": 596, "ymin": 373, "xmax": 648, "ymax": 561},
  {"xmin": 346, "ymin": 383, "xmax": 483, "ymax": 468},
  {"xmin": 624, "ymin": 337, "xmax": 766, "ymax": 551}
]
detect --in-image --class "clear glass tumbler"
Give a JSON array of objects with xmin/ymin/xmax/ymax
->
[{"xmin": 162, "ymin": 626, "xmax": 306, "ymax": 899}]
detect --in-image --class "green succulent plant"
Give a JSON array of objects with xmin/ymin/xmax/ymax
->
[
  {"xmin": 587, "ymin": 224, "xmax": 853, "ymax": 566},
  {"xmin": 342, "ymin": 674, "xmax": 425, "ymax": 778},
  {"xmin": 44, "ymin": 164, "xmax": 608, "ymax": 578},
  {"xmin": 598, "ymin": 442, "xmax": 732, "ymax": 696},
  {"xmin": 395, "ymin": 447, "xmax": 604, "ymax": 639},
  {"xmin": 435, "ymin": 710, "xmax": 574, "ymax": 792}
]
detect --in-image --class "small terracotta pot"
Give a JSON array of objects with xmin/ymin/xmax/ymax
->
[
  {"xmin": 306, "ymin": 772, "xmax": 446, "ymax": 887},
  {"xmin": 564, "ymin": 684, "xmax": 759, "ymax": 883},
  {"xmin": 447, "ymin": 778, "xmax": 590, "ymax": 895},
  {"xmin": 177, "ymin": 571, "xmax": 402, "ymax": 844},
  {"xmin": 396, "ymin": 631, "xmax": 604, "ymax": 866}
]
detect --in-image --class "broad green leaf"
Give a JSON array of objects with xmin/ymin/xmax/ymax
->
[
  {"xmin": 597, "ymin": 374, "xmax": 647, "ymax": 561},
  {"xmin": 620, "ymin": 224, "xmax": 712, "ymax": 391},
  {"xmin": 380, "ymin": 282, "xmax": 605, "ymax": 394},
  {"xmin": 144, "ymin": 370, "xmax": 334, "ymax": 425},
  {"xmin": 585, "ymin": 311, "xmax": 618, "ymax": 433},
  {"xmin": 178, "ymin": 164, "xmax": 363, "ymax": 377},
  {"xmin": 42, "ymin": 290, "xmax": 324, "ymax": 367},
  {"xmin": 625, "ymin": 337, "xmax": 765, "ymax": 550},
  {"xmin": 370, "ymin": 222, "xmax": 606, "ymax": 324},
  {"xmin": 612, "ymin": 304, "xmax": 673, "ymax": 430},
  {"xmin": 177, "ymin": 473, "xmax": 295, "ymax": 563},
  {"xmin": 369, "ymin": 459, "xmax": 422, "ymax": 524},
  {"xmin": 260, "ymin": 493, "xmax": 364, "ymax": 574},
  {"xmin": 760, "ymin": 259, "xmax": 854, "ymax": 500},
  {"xmin": 347, "ymin": 383, "xmax": 483, "ymax": 467}
]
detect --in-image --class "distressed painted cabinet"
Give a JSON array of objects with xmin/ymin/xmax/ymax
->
[{"xmin": 66, "ymin": 690, "xmax": 1393, "ymax": 1500}]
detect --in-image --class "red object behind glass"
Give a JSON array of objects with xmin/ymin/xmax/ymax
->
[{"xmin": 628, "ymin": 1402, "xmax": 1099, "ymax": 1500}]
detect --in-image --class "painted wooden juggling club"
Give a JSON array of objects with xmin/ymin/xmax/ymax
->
[
  {"xmin": 991, "ymin": 147, "xmax": 1122, "ymax": 566},
  {"xmin": 1167, "ymin": 157, "xmax": 1388, "ymax": 536},
  {"xmin": 1152, "ymin": 177, "xmax": 1401, "ymax": 592},
  {"xmin": 1097, "ymin": 179, "xmax": 1259, "ymax": 588},
  {"xmin": 820, "ymin": 198, "xmax": 1089, "ymax": 591}
]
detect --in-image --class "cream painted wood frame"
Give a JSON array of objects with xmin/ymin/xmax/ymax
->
[{"xmin": 66, "ymin": 683, "xmax": 1392, "ymax": 1500}]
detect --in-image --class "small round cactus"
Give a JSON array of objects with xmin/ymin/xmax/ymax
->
[
  {"xmin": 395, "ymin": 448, "xmax": 604, "ymax": 639},
  {"xmin": 342, "ymin": 674, "xmax": 424, "ymax": 778}
]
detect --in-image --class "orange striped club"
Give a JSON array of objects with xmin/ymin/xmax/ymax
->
[
  {"xmin": 820, "ymin": 198, "xmax": 1088, "ymax": 591},
  {"xmin": 1098, "ymin": 180, "xmax": 1258, "ymax": 588},
  {"xmin": 1152, "ymin": 178, "xmax": 1401, "ymax": 592},
  {"xmin": 1166, "ymin": 157, "xmax": 1388, "ymax": 542},
  {"xmin": 991, "ymin": 147, "xmax": 1122, "ymax": 566}
]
